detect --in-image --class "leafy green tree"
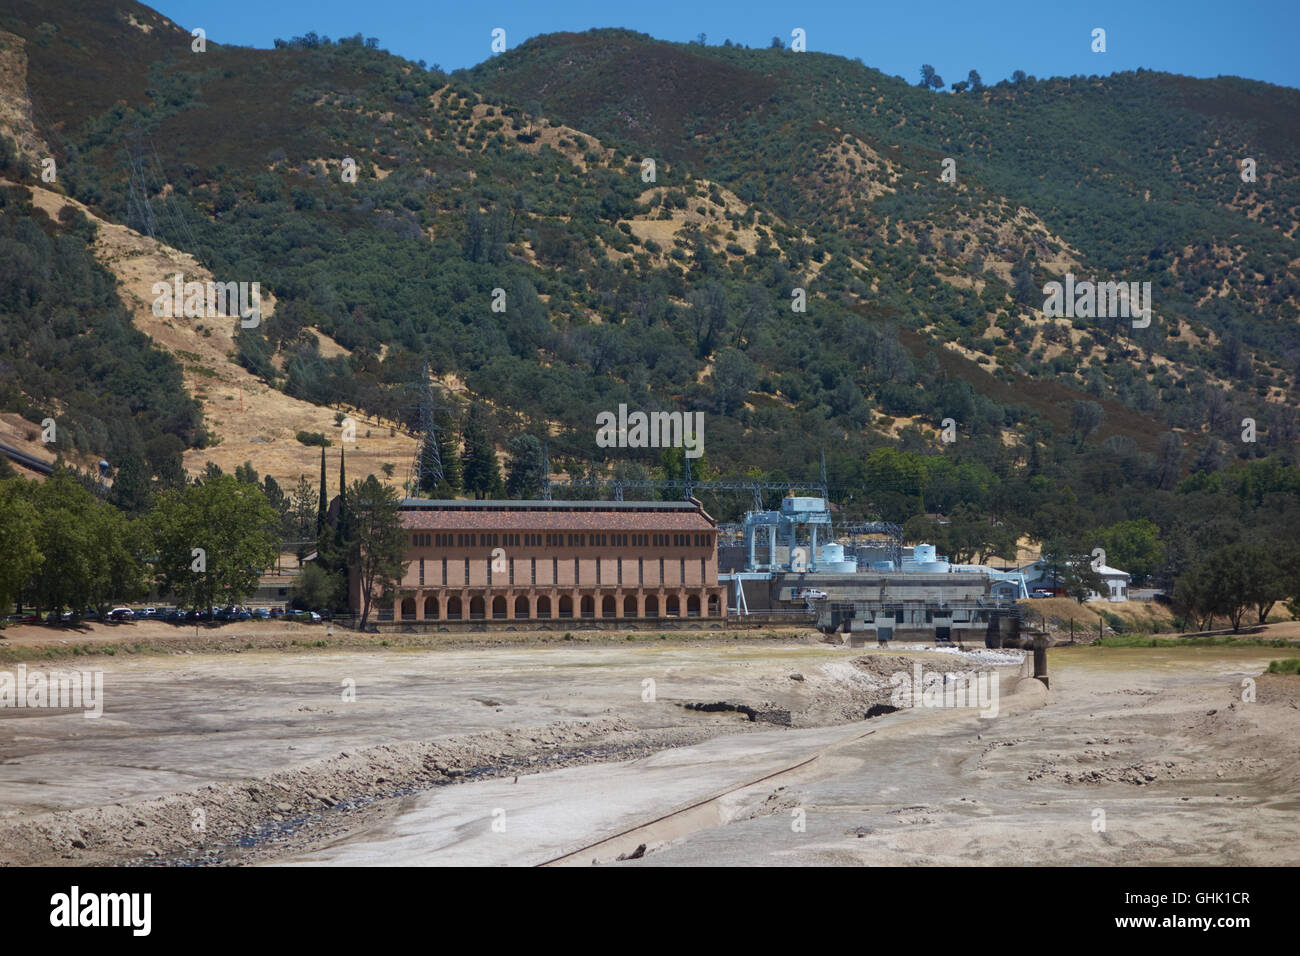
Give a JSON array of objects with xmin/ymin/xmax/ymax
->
[
  {"xmin": 109, "ymin": 454, "xmax": 151, "ymax": 516},
  {"xmin": 1039, "ymin": 539, "xmax": 1104, "ymax": 603},
  {"xmin": 461, "ymin": 411, "xmax": 502, "ymax": 499},
  {"xmin": 1064, "ymin": 555, "xmax": 1105, "ymax": 605},
  {"xmin": 505, "ymin": 434, "xmax": 546, "ymax": 498},
  {"xmin": 8, "ymin": 470, "xmax": 147, "ymax": 617},
  {"xmin": 712, "ymin": 348, "xmax": 756, "ymax": 414},
  {"xmin": 85, "ymin": 504, "xmax": 149, "ymax": 616},
  {"xmin": 0, "ymin": 479, "xmax": 42, "ymax": 616},
  {"xmin": 1089, "ymin": 519, "xmax": 1164, "ymax": 586},
  {"xmin": 1071, "ymin": 401, "xmax": 1105, "ymax": 444},
  {"xmin": 21, "ymin": 471, "xmax": 99, "ymax": 616},
  {"xmin": 1172, "ymin": 561, "xmax": 1218, "ymax": 631},
  {"xmin": 347, "ymin": 474, "xmax": 410, "ymax": 629},
  {"xmin": 295, "ymin": 560, "xmax": 342, "ymax": 611},
  {"xmin": 1173, "ymin": 543, "xmax": 1280, "ymax": 632},
  {"xmin": 151, "ymin": 474, "xmax": 279, "ymax": 611}
]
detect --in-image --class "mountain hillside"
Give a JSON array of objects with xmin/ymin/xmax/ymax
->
[{"xmin": 1, "ymin": 2, "xmax": 1297, "ymax": 543}]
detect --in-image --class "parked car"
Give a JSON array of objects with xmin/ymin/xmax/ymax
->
[
  {"xmin": 315, "ymin": 609, "xmax": 333, "ymax": 621},
  {"xmin": 108, "ymin": 607, "xmax": 134, "ymax": 622},
  {"xmin": 251, "ymin": 608, "xmax": 270, "ymax": 620},
  {"xmin": 1030, "ymin": 588, "xmax": 1056, "ymax": 599},
  {"xmin": 268, "ymin": 607, "xmax": 284, "ymax": 619}
]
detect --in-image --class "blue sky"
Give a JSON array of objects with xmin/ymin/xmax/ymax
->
[{"xmin": 150, "ymin": 0, "xmax": 1300, "ymax": 89}]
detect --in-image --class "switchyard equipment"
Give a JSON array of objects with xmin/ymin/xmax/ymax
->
[{"xmin": 720, "ymin": 496, "xmax": 1028, "ymax": 644}]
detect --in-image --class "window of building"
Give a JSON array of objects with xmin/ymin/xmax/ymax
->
[
  {"xmin": 617, "ymin": 558, "xmax": 622, "ymax": 585},
  {"xmin": 419, "ymin": 558, "xmax": 425, "ymax": 586},
  {"xmin": 639, "ymin": 557, "xmax": 644, "ymax": 584},
  {"xmin": 531, "ymin": 558, "xmax": 536, "ymax": 585},
  {"xmin": 659, "ymin": 557, "xmax": 665, "ymax": 583},
  {"xmin": 680, "ymin": 558, "xmax": 686, "ymax": 584},
  {"xmin": 464, "ymin": 557, "xmax": 470, "ymax": 585}
]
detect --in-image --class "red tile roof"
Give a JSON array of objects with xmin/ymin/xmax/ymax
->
[{"xmin": 401, "ymin": 510, "xmax": 714, "ymax": 532}]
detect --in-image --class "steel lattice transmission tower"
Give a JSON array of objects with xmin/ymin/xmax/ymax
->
[
  {"xmin": 125, "ymin": 129, "xmax": 156, "ymax": 240},
  {"xmin": 406, "ymin": 362, "xmax": 445, "ymax": 497}
]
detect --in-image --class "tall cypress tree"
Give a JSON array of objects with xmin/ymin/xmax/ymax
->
[
  {"xmin": 336, "ymin": 447, "xmax": 349, "ymax": 552},
  {"xmin": 316, "ymin": 446, "xmax": 327, "ymax": 539}
]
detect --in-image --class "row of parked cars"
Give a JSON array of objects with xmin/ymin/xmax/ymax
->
[{"xmin": 5, "ymin": 606, "xmax": 334, "ymax": 625}]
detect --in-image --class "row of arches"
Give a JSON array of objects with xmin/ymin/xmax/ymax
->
[{"xmin": 395, "ymin": 592, "xmax": 720, "ymax": 621}]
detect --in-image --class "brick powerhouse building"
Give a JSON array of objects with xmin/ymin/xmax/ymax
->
[{"xmin": 376, "ymin": 499, "xmax": 726, "ymax": 623}]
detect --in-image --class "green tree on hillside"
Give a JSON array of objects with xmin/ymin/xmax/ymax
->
[
  {"xmin": 505, "ymin": 434, "xmax": 546, "ymax": 499},
  {"xmin": 461, "ymin": 411, "xmax": 503, "ymax": 499},
  {"xmin": 151, "ymin": 474, "xmax": 279, "ymax": 611}
]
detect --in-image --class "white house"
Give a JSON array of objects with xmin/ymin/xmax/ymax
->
[{"xmin": 1024, "ymin": 559, "xmax": 1131, "ymax": 603}]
